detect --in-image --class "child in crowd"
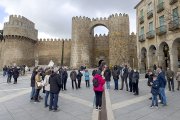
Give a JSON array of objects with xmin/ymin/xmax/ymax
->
[{"xmin": 150, "ymin": 74, "xmax": 160, "ymax": 108}]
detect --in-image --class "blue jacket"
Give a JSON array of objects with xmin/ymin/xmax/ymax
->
[
  {"xmin": 151, "ymin": 80, "xmax": 160, "ymax": 95},
  {"xmin": 157, "ymin": 72, "xmax": 166, "ymax": 88},
  {"xmin": 84, "ymin": 72, "xmax": 90, "ymax": 81}
]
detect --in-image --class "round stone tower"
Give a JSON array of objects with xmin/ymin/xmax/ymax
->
[
  {"xmin": 70, "ymin": 16, "xmax": 92, "ymax": 68},
  {"xmin": 1, "ymin": 15, "xmax": 38, "ymax": 67}
]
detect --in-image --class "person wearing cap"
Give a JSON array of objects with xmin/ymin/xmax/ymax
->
[{"xmin": 150, "ymin": 74, "xmax": 159, "ymax": 108}]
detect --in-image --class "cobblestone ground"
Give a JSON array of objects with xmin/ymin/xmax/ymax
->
[{"xmin": 0, "ymin": 71, "xmax": 180, "ymax": 120}]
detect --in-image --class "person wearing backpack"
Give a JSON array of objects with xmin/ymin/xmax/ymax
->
[{"xmin": 93, "ymin": 73, "xmax": 105, "ymax": 111}]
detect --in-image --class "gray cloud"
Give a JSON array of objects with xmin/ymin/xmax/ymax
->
[{"xmin": 0, "ymin": 0, "xmax": 139, "ymax": 38}]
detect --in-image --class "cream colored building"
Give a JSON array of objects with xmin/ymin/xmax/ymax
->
[{"xmin": 135, "ymin": 0, "xmax": 180, "ymax": 73}]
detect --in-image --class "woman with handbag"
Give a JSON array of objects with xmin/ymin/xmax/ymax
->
[{"xmin": 34, "ymin": 70, "xmax": 43, "ymax": 102}]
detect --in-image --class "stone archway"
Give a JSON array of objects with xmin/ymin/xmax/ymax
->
[
  {"xmin": 141, "ymin": 47, "xmax": 147, "ymax": 73},
  {"xmin": 171, "ymin": 38, "xmax": 180, "ymax": 72},
  {"xmin": 158, "ymin": 42, "xmax": 170, "ymax": 70},
  {"xmin": 149, "ymin": 45, "xmax": 157, "ymax": 70}
]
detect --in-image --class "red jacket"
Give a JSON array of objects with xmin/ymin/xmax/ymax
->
[{"xmin": 93, "ymin": 74, "xmax": 105, "ymax": 92}]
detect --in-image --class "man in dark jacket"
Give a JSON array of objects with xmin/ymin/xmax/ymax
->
[
  {"xmin": 157, "ymin": 67, "xmax": 167, "ymax": 106},
  {"xmin": 104, "ymin": 67, "xmax": 111, "ymax": 89},
  {"xmin": 128, "ymin": 68, "xmax": 134, "ymax": 92},
  {"xmin": 49, "ymin": 70, "xmax": 62, "ymax": 112},
  {"xmin": 166, "ymin": 68, "xmax": 175, "ymax": 91},
  {"xmin": 63, "ymin": 68, "xmax": 68, "ymax": 90},
  {"xmin": 112, "ymin": 65, "xmax": 120, "ymax": 90},
  {"xmin": 30, "ymin": 69, "xmax": 37, "ymax": 101},
  {"xmin": 132, "ymin": 69, "xmax": 139, "ymax": 95},
  {"xmin": 70, "ymin": 70, "xmax": 78, "ymax": 89},
  {"xmin": 7, "ymin": 66, "xmax": 13, "ymax": 83},
  {"xmin": 13, "ymin": 66, "xmax": 19, "ymax": 84},
  {"xmin": 120, "ymin": 65, "xmax": 129, "ymax": 91},
  {"xmin": 77, "ymin": 70, "xmax": 83, "ymax": 88}
]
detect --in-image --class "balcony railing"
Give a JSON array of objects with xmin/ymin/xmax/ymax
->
[
  {"xmin": 169, "ymin": 19, "xmax": 180, "ymax": 31},
  {"xmin": 146, "ymin": 30, "xmax": 155, "ymax": 39},
  {"xmin": 139, "ymin": 34, "xmax": 145, "ymax": 42},
  {"xmin": 169, "ymin": 0, "xmax": 178, "ymax": 5},
  {"xmin": 147, "ymin": 10, "xmax": 153, "ymax": 19},
  {"xmin": 157, "ymin": 2, "xmax": 164, "ymax": 13},
  {"xmin": 156, "ymin": 25, "xmax": 167, "ymax": 36},
  {"xmin": 139, "ymin": 16, "xmax": 144, "ymax": 24}
]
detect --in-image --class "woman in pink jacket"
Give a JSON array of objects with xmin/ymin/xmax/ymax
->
[{"xmin": 93, "ymin": 71, "xmax": 105, "ymax": 111}]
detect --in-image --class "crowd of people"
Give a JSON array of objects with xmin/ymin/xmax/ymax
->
[{"xmin": 2, "ymin": 63, "xmax": 180, "ymax": 112}]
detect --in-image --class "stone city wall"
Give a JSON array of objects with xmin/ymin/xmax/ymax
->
[{"xmin": 35, "ymin": 39, "xmax": 71, "ymax": 66}]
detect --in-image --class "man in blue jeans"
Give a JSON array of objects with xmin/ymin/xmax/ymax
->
[
  {"xmin": 49, "ymin": 69, "xmax": 62, "ymax": 112},
  {"xmin": 157, "ymin": 67, "xmax": 167, "ymax": 106}
]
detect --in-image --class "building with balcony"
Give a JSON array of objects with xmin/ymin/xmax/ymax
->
[{"xmin": 135, "ymin": 0, "xmax": 180, "ymax": 73}]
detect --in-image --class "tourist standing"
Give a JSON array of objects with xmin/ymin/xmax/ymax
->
[
  {"xmin": 77, "ymin": 70, "xmax": 83, "ymax": 88},
  {"xmin": 176, "ymin": 72, "xmax": 180, "ymax": 90},
  {"xmin": 63, "ymin": 68, "xmax": 68, "ymax": 90},
  {"xmin": 104, "ymin": 66, "xmax": 111, "ymax": 89},
  {"xmin": 132, "ymin": 69, "xmax": 139, "ymax": 95},
  {"xmin": 34, "ymin": 70, "xmax": 42, "ymax": 102},
  {"xmin": 145, "ymin": 69, "xmax": 153, "ymax": 100},
  {"xmin": 12, "ymin": 66, "xmax": 19, "ymax": 84},
  {"xmin": 150, "ymin": 74, "xmax": 159, "ymax": 108},
  {"xmin": 157, "ymin": 67, "xmax": 167, "ymax": 106},
  {"xmin": 128, "ymin": 68, "xmax": 134, "ymax": 92},
  {"xmin": 112, "ymin": 65, "xmax": 120, "ymax": 90},
  {"xmin": 84, "ymin": 70, "xmax": 90, "ymax": 87},
  {"xmin": 30, "ymin": 68, "xmax": 37, "ymax": 101},
  {"xmin": 43, "ymin": 69, "xmax": 51, "ymax": 107},
  {"xmin": 120, "ymin": 65, "xmax": 129, "ymax": 91},
  {"xmin": 70, "ymin": 70, "xmax": 78, "ymax": 89},
  {"xmin": 93, "ymin": 73, "xmax": 105, "ymax": 111},
  {"xmin": 3, "ymin": 65, "xmax": 7, "ymax": 77},
  {"xmin": 166, "ymin": 68, "xmax": 175, "ymax": 91},
  {"xmin": 7, "ymin": 66, "xmax": 13, "ymax": 83},
  {"xmin": 49, "ymin": 70, "xmax": 62, "ymax": 112}
]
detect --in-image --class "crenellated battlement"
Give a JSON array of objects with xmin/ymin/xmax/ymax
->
[
  {"xmin": 3, "ymin": 15, "xmax": 38, "ymax": 40},
  {"xmin": 72, "ymin": 16, "xmax": 91, "ymax": 21},
  {"xmin": 94, "ymin": 34, "xmax": 109, "ymax": 38},
  {"xmin": 38, "ymin": 38, "xmax": 71, "ymax": 42},
  {"xmin": 109, "ymin": 13, "xmax": 129, "ymax": 18}
]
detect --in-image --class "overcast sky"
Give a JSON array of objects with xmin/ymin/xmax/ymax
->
[{"xmin": 0, "ymin": 0, "xmax": 139, "ymax": 39}]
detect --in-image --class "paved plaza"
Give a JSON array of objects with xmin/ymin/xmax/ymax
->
[{"xmin": 0, "ymin": 70, "xmax": 180, "ymax": 120}]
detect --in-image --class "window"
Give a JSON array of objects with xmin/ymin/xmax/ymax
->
[
  {"xmin": 148, "ymin": 2, "xmax": 153, "ymax": 12},
  {"xmin": 173, "ymin": 7, "xmax": 179, "ymax": 20},
  {"xmin": 140, "ymin": 9, "xmax": 144, "ymax": 17},
  {"xmin": 159, "ymin": 15, "xmax": 165, "ymax": 26},
  {"xmin": 140, "ymin": 26, "xmax": 144, "ymax": 35},
  {"xmin": 158, "ymin": 0, "xmax": 163, "ymax": 4},
  {"xmin": 149, "ymin": 22, "xmax": 153, "ymax": 31}
]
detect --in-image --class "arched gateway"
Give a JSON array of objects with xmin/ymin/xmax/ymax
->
[{"xmin": 70, "ymin": 13, "xmax": 137, "ymax": 68}]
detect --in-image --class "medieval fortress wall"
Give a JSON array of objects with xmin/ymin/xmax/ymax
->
[{"xmin": 0, "ymin": 13, "xmax": 138, "ymax": 69}]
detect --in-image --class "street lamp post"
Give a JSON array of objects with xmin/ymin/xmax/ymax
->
[{"xmin": 61, "ymin": 40, "xmax": 64, "ymax": 67}]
